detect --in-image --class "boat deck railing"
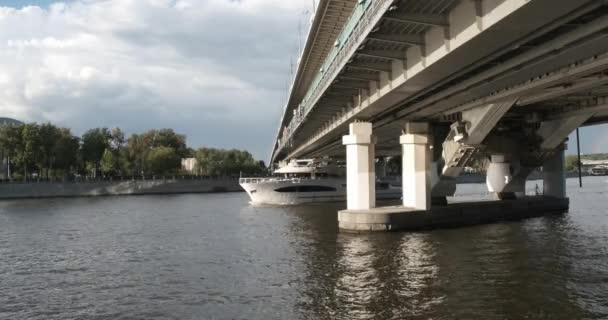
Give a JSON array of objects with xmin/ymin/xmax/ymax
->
[{"xmin": 239, "ymin": 177, "xmax": 335, "ymax": 184}]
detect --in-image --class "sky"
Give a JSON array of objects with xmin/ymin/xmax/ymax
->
[
  {"xmin": 0, "ymin": 0, "xmax": 606, "ymax": 161},
  {"xmin": 0, "ymin": 0, "xmax": 311, "ymax": 161}
]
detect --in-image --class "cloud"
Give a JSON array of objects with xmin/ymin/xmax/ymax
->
[{"xmin": 0, "ymin": 0, "xmax": 311, "ymax": 160}]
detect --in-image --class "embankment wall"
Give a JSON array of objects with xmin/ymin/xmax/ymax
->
[{"xmin": 0, "ymin": 178, "xmax": 242, "ymax": 200}]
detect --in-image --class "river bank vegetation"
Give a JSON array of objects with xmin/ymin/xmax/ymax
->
[
  {"xmin": 566, "ymin": 153, "xmax": 608, "ymax": 171},
  {"xmin": 0, "ymin": 122, "xmax": 265, "ymax": 181}
]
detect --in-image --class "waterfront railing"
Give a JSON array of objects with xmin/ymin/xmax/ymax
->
[{"xmin": 0, "ymin": 175, "xmax": 242, "ymax": 184}]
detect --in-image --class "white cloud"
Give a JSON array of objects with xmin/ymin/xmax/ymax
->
[{"xmin": 0, "ymin": 0, "xmax": 311, "ymax": 160}]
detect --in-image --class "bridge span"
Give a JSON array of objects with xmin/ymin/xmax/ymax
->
[{"xmin": 270, "ymin": 0, "xmax": 608, "ymax": 231}]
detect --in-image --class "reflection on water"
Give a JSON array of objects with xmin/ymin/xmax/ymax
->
[
  {"xmin": 335, "ymin": 236, "xmax": 380, "ymax": 319},
  {"xmin": 0, "ymin": 177, "xmax": 607, "ymax": 319}
]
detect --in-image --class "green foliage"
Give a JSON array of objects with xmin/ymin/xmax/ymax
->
[
  {"xmin": 194, "ymin": 148, "xmax": 266, "ymax": 176},
  {"xmin": 146, "ymin": 147, "xmax": 181, "ymax": 175},
  {"xmin": 580, "ymin": 153, "xmax": 608, "ymax": 161},
  {"xmin": 565, "ymin": 154, "xmax": 608, "ymax": 171},
  {"xmin": 81, "ymin": 128, "xmax": 111, "ymax": 171},
  {"xmin": 19, "ymin": 123, "xmax": 43, "ymax": 178},
  {"xmin": 53, "ymin": 128, "xmax": 80, "ymax": 172},
  {"xmin": 0, "ymin": 124, "xmax": 23, "ymax": 179},
  {"xmin": 100, "ymin": 148, "xmax": 117, "ymax": 175},
  {"xmin": 0, "ymin": 122, "xmax": 263, "ymax": 179},
  {"xmin": 565, "ymin": 155, "xmax": 580, "ymax": 172}
]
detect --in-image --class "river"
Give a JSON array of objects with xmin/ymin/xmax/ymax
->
[{"xmin": 0, "ymin": 177, "xmax": 607, "ymax": 319}]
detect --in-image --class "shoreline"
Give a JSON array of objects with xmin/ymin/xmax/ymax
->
[
  {"xmin": 0, "ymin": 179, "xmax": 243, "ymax": 200},
  {"xmin": 0, "ymin": 172, "xmax": 597, "ymax": 201}
]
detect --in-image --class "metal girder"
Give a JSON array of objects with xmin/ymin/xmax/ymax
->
[
  {"xmin": 440, "ymin": 98, "xmax": 517, "ymax": 178},
  {"xmin": 356, "ymin": 49, "xmax": 406, "ymax": 60},
  {"xmin": 347, "ymin": 61, "xmax": 393, "ymax": 72},
  {"xmin": 545, "ymin": 96, "xmax": 608, "ymax": 120},
  {"xmin": 324, "ymin": 91, "xmax": 355, "ymax": 98},
  {"xmin": 319, "ymin": 98, "xmax": 351, "ymax": 105},
  {"xmin": 339, "ymin": 72, "xmax": 379, "ymax": 82},
  {"xmin": 333, "ymin": 82, "xmax": 368, "ymax": 90},
  {"xmin": 446, "ymin": 53, "xmax": 608, "ymax": 115},
  {"xmin": 330, "ymin": 86, "xmax": 360, "ymax": 94},
  {"xmin": 518, "ymin": 74, "xmax": 608, "ymax": 106},
  {"xmin": 368, "ymin": 32, "xmax": 425, "ymax": 46},
  {"xmin": 383, "ymin": 12, "xmax": 449, "ymax": 27}
]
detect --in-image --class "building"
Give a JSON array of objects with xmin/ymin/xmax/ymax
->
[{"xmin": 181, "ymin": 158, "xmax": 198, "ymax": 173}]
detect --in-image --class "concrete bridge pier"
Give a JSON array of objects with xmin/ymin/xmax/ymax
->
[
  {"xmin": 543, "ymin": 146, "xmax": 566, "ymax": 199},
  {"xmin": 342, "ymin": 122, "xmax": 376, "ymax": 210},
  {"xmin": 400, "ymin": 122, "xmax": 431, "ymax": 210},
  {"xmin": 338, "ymin": 120, "xmax": 570, "ymax": 232}
]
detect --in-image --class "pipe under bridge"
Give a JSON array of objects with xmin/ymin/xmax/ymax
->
[{"xmin": 270, "ymin": 0, "xmax": 608, "ymax": 231}]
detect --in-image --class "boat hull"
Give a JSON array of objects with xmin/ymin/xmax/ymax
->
[{"xmin": 239, "ymin": 177, "xmax": 401, "ymax": 205}]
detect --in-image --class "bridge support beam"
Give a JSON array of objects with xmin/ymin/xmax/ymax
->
[
  {"xmin": 435, "ymin": 99, "xmax": 518, "ymax": 199},
  {"xmin": 342, "ymin": 122, "xmax": 376, "ymax": 210},
  {"xmin": 430, "ymin": 126, "xmax": 455, "ymax": 205},
  {"xmin": 400, "ymin": 122, "xmax": 431, "ymax": 210},
  {"xmin": 543, "ymin": 146, "xmax": 566, "ymax": 199}
]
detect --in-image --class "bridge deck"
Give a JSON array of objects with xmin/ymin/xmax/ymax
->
[{"xmin": 273, "ymin": 0, "xmax": 608, "ymax": 162}]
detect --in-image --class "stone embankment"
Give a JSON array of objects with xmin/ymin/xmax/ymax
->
[{"xmin": 0, "ymin": 178, "xmax": 242, "ymax": 200}]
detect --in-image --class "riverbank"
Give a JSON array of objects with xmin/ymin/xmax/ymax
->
[{"xmin": 0, "ymin": 178, "xmax": 242, "ymax": 200}]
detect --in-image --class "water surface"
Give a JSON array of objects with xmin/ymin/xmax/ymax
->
[{"xmin": 1, "ymin": 177, "xmax": 607, "ymax": 319}]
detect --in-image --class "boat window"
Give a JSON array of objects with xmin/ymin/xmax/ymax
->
[
  {"xmin": 298, "ymin": 185, "xmax": 337, "ymax": 192},
  {"xmin": 274, "ymin": 186, "xmax": 337, "ymax": 193},
  {"xmin": 274, "ymin": 186, "xmax": 299, "ymax": 193}
]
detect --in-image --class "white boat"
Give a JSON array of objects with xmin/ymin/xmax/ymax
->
[
  {"xmin": 239, "ymin": 159, "xmax": 401, "ymax": 205},
  {"xmin": 590, "ymin": 166, "xmax": 608, "ymax": 176}
]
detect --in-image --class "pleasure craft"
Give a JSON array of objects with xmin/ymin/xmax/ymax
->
[{"xmin": 239, "ymin": 159, "xmax": 401, "ymax": 205}]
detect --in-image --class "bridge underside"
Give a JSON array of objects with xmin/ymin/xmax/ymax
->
[
  {"xmin": 270, "ymin": 0, "xmax": 608, "ymax": 232},
  {"xmin": 273, "ymin": 0, "xmax": 608, "ymax": 162}
]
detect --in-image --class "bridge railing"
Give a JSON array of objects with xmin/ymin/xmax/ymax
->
[{"xmin": 277, "ymin": 0, "xmax": 391, "ymax": 153}]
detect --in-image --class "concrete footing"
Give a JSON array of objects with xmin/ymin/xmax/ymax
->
[{"xmin": 338, "ymin": 196, "xmax": 569, "ymax": 232}]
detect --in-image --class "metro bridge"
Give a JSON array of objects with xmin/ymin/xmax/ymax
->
[{"xmin": 270, "ymin": 0, "xmax": 608, "ymax": 231}]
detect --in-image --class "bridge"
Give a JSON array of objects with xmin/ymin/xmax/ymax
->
[{"xmin": 270, "ymin": 0, "xmax": 608, "ymax": 231}]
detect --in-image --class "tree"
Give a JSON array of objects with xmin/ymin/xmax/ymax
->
[
  {"xmin": 194, "ymin": 148, "xmax": 265, "ymax": 177},
  {"xmin": 0, "ymin": 124, "xmax": 23, "ymax": 180},
  {"xmin": 110, "ymin": 127, "xmax": 125, "ymax": 150},
  {"xmin": 18, "ymin": 123, "xmax": 44, "ymax": 180},
  {"xmin": 194, "ymin": 148, "xmax": 222, "ymax": 176},
  {"xmin": 126, "ymin": 134, "xmax": 147, "ymax": 176},
  {"xmin": 147, "ymin": 147, "xmax": 181, "ymax": 175},
  {"xmin": 118, "ymin": 148, "xmax": 133, "ymax": 176},
  {"xmin": 52, "ymin": 129, "xmax": 80, "ymax": 177},
  {"xmin": 81, "ymin": 128, "xmax": 111, "ymax": 177},
  {"xmin": 100, "ymin": 148, "xmax": 117, "ymax": 175},
  {"xmin": 565, "ymin": 155, "xmax": 581, "ymax": 172},
  {"xmin": 109, "ymin": 127, "xmax": 126, "ymax": 174},
  {"xmin": 140, "ymin": 129, "xmax": 188, "ymax": 157},
  {"xmin": 38, "ymin": 123, "xmax": 61, "ymax": 178}
]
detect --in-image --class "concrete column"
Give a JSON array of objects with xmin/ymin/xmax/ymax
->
[
  {"xmin": 342, "ymin": 122, "xmax": 376, "ymax": 210},
  {"xmin": 486, "ymin": 154, "xmax": 515, "ymax": 200},
  {"xmin": 543, "ymin": 147, "xmax": 566, "ymax": 198},
  {"xmin": 400, "ymin": 123, "xmax": 431, "ymax": 210}
]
